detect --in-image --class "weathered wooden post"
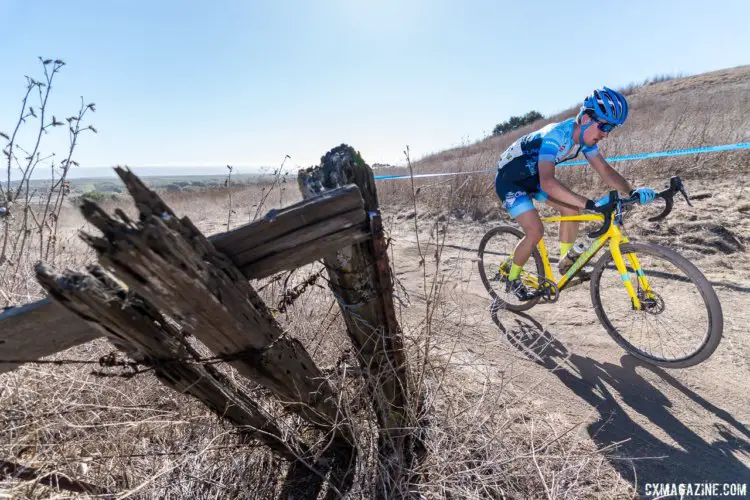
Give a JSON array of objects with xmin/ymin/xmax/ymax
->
[
  {"xmin": 0, "ymin": 183, "xmax": 371, "ymax": 372},
  {"xmin": 32, "ymin": 167, "xmax": 362, "ymax": 499},
  {"xmin": 299, "ymin": 144, "xmax": 424, "ymax": 498},
  {"xmin": 3, "ymin": 152, "xmax": 425, "ymax": 497}
]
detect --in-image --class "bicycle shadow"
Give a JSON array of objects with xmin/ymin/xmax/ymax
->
[{"xmin": 490, "ymin": 304, "xmax": 750, "ymax": 493}]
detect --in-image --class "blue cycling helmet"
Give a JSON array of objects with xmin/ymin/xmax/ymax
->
[{"xmin": 581, "ymin": 86, "xmax": 629, "ymax": 125}]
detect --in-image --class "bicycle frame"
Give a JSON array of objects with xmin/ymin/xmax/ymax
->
[
  {"xmin": 525, "ymin": 213, "xmax": 651, "ymax": 310},
  {"xmin": 482, "ymin": 176, "xmax": 723, "ymax": 367}
]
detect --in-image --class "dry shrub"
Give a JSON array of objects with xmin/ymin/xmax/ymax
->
[
  {"xmin": 1, "ymin": 59, "xmax": 97, "ymax": 309},
  {"xmin": 1, "ymin": 176, "xmax": 634, "ymax": 498},
  {"xmin": 1, "ymin": 339, "xmax": 290, "ymax": 499}
]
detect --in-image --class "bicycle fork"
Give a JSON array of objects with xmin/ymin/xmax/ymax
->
[{"xmin": 609, "ymin": 239, "xmax": 654, "ymax": 311}]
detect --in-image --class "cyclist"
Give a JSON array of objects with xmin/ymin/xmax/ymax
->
[{"xmin": 495, "ymin": 87, "xmax": 656, "ymax": 301}]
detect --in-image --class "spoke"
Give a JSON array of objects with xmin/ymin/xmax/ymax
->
[
  {"xmin": 596, "ymin": 250, "xmax": 710, "ymax": 363},
  {"xmin": 648, "ymin": 315, "xmax": 687, "ymax": 360},
  {"xmin": 625, "ymin": 291, "xmax": 700, "ymax": 360},
  {"xmin": 651, "ymin": 310, "xmax": 706, "ymax": 356}
]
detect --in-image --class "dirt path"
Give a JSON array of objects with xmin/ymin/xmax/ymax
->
[{"xmin": 385, "ymin": 212, "xmax": 750, "ymax": 496}]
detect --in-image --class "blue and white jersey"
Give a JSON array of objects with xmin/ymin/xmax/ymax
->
[
  {"xmin": 497, "ymin": 118, "xmax": 599, "ymax": 175},
  {"xmin": 494, "ymin": 118, "xmax": 602, "ymax": 218}
]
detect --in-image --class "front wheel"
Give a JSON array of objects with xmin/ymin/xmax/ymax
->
[{"xmin": 590, "ymin": 242, "xmax": 723, "ymax": 368}]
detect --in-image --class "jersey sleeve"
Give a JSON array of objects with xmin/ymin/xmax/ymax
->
[
  {"xmin": 538, "ymin": 129, "xmax": 564, "ymax": 163},
  {"xmin": 583, "ymin": 144, "xmax": 600, "ymax": 158}
]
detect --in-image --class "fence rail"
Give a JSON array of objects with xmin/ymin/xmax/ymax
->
[
  {"xmin": 0, "ymin": 298, "xmax": 98, "ymax": 374},
  {"xmin": 1, "ymin": 183, "xmax": 368, "ymax": 373}
]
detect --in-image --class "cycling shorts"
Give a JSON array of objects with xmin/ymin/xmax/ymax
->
[{"xmin": 495, "ymin": 156, "xmax": 549, "ymax": 218}]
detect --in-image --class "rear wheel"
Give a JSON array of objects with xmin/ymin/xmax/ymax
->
[
  {"xmin": 478, "ymin": 226, "xmax": 545, "ymax": 312},
  {"xmin": 590, "ymin": 242, "xmax": 723, "ymax": 368}
]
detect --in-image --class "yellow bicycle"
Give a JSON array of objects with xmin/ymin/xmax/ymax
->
[{"xmin": 478, "ymin": 176, "xmax": 723, "ymax": 368}]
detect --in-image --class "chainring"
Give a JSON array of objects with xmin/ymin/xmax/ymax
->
[{"xmin": 536, "ymin": 276, "xmax": 560, "ymax": 303}]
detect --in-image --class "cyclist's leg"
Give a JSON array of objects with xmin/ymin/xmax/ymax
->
[
  {"xmin": 495, "ymin": 172, "xmax": 543, "ymax": 300},
  {"xmin": 506, "ymin": 206, "xmax": 543, "ymax": 300},
  {"xmin": 511, "ymin": 208, "xmax": 544, "ymax": 268},
  {"xmin": 495, "ymin": 173, "xmax": 543, "ymax": 270},
  {"xmin": 540, "ymin": 195, "xmax": 580, "ymax": 256}
]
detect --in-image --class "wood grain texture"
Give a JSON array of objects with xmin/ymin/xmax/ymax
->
[
  {"xmin": 0, "ymin": 299, "xmax": 100, "ymax": 374},
  {"xmin": 298, "ymin": 145, "xmax": 421, "ymax": 499},
  {"xmin": 34, "ymin": 264, "xmax": 312, "ymax": 462},
  {"xmin": 0, "ymin": 182, "xmax": 367, "ymax": 376}
]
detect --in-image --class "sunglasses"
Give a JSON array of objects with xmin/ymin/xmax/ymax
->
[{"xmin": 596, "ymin": 121, "xmax": 616, "ymax": 133}]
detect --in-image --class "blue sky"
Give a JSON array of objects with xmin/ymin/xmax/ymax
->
[{"xmin": 1, "ymin": 0, "xmax": 748, "ymax": 178}]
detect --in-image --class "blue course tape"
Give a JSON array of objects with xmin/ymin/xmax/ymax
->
[{"xmin": 373, "ymin": 142, "xmax": 750, "ymax": 180}]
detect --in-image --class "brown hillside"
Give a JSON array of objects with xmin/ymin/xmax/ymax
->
[{"xmin": 378, "ymin": 65, "xmax": 750, "ymax": 216}]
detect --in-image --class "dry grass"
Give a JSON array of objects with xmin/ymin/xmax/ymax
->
[
  {"xmin": 3, "ymin": 67, "xmax": 749, "ymax": 498},
  {"xmin": 0, "ymin": 179, "xmax": 634, "ymax": 498},
  {"xmin": 2, "ymin": 352, "xmax": 290, "ymax": 498},
  {"xmin": 0, "ymin": 206, "xmax": 94, "ymax": 309}
]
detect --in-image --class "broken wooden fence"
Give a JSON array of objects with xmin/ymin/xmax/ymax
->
[{"xmin": 0, "ymin": 145, "xmax": 423, "ymax": 499}]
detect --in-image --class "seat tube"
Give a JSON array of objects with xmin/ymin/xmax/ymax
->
[
  {"xmin": 536, "ymin": 238, "xmax": 553, "ymax": 280},
  {"xmin": 609, "ymin": 238, "xmax": 642, "ymax": 309}
]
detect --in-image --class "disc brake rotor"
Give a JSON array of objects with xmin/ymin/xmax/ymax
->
[{"xmin": 636, "ymin": 289, "xmax": 665, "ymax": 314}]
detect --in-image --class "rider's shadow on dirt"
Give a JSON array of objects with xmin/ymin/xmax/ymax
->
[{"xmin": 490, "ymin": 303, "xmax": 750, "ymax": 492}]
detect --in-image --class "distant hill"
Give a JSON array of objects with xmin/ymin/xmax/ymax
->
[
  {"xmin": 7, "ymin": 171, "xmax": 284, "ymax": 201},
  {"xmin": 377, "ymin": 65, "xmax": 750, "ymax": 215},
  {"xmin": 40, "ymin": 166, "xmax": 273, "ymax": 181},
  {"xmin": 399, "ymin": 65, "xmax": 750, "ymax": 178}
]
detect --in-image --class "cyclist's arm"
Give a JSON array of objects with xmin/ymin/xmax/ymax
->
[
  {"xmin": 538, "ymin": 160, "xmax": 589, "ymax": 208},
  {"xmin": 587, "ymin": 154, "xmax": 633, "ymax": 194},
  {"xmin": 537, "ymin": 131, "xmax": 591, "ymax": 208}
]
